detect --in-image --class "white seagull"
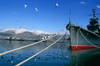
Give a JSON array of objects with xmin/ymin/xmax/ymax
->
[
  {"xmin": 16, "ymin": 20, "xmax": 20, "ymax": 22},
  {"xmin": 97, "ymin": 5, "xmax": 100, "ymax": 8},
  {"xmin": 35, "ymin": 7, "xmax": 38, "ymax": 11},
  {"xmin": 11, "ymin": 61, "xmax": 13, "ymax": 63},
  {"xmin": 24, "ymin": 5, "xmax": 27, "ymax": 9},
  {"xmin": 56, "ymin": 3, "xmax": 58, "ymax": 7}
]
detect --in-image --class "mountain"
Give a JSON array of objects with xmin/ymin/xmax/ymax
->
[
  {"xmin": 0, "ymin": 30, "xmax": 15, "ymax": 36},
  {"xmin": 0, "ymin": 28, "xmax": 52, "ymax": 36},
  {"xmin": 12, "ymin": 31, "xmax": 36, "ymax": 39},
  {"xmin": 0, "ymin": 28, "xmax": 70, "ymax": 40},
  {"xmin": 0, "ymin": 28, "xmax": 53, "ymax": 40}
]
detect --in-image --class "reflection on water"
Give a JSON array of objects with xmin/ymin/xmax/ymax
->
[
  {"xmin": 1, "ymin": 40, "xmax": 100, "ymax": 66},
  {"xmin": 0, "ymin": 40, "xmax": 71, "ymax": 66},
  {"xmin": 69, "ymin": 48, "xmax": 100, "ymax": 66}
]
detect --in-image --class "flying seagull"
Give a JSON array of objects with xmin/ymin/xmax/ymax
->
[
  {"xmin": 35, "ymin": 7, "xmax": 38, "ymax": 11},
  {"xmin": 16, "ymin": 20, "xmax": 20, "ymax": 22},
  {"xmin": 20, "ymin": 26, "xmax": 22, "ymax": 28},
  {"xmin": 97, "ymin": 5, "xmax": 100, "ymax": 8},
  {"xmin": 56, "ymin": 3, "xmax": 58, "ymax": 7},
  {"xmin": 24, "ymin": 5, "xmax": 27, "ymax": 9}
]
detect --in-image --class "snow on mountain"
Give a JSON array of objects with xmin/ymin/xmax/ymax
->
[
  {"xmin": 0, "ymin": 28, "xmax": 52, "ymax": 35},
  {"xmin": 1, "ymin": 28, "xmax": 15, "ymax": 32},
  {"xmin": 0, "ymin": 28, "xmax": 70, "ymax": 40}
]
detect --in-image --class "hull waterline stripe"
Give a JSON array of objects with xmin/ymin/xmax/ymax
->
[{"xmin": 71, "ymin": 46, "xmax": 100, "ymax": 49}]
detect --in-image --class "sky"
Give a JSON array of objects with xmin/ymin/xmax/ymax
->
[{"xmin": 0, "ymin": 0, "xmax": 100, "ymax": 33}]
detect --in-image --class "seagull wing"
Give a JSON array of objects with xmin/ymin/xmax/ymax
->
[
  {"xmin": 56, "ymin": 3, "xmax": 58, "ymax": 7},
  {"xmin": 24, "ymin": 5, "xmax": 27, "ymax": 9},
  {"xmin": 35, "ymin": 7, "xmax": 38, "ymax": 11}
]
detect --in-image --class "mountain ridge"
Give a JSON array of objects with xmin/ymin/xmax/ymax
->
[{"xmin": 0, "ymin": 28, "xmax": 70, "ymax": 40}]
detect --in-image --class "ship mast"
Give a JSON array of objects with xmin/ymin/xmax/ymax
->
[
  {"xmin": 69, "ymin": 9, "xmax": 71, "ymax": 24},
  {"xmin": 92, "ymin": 9, "xmax": 96, "ymax": 19}
]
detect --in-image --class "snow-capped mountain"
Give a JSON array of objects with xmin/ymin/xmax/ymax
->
[
  {"xmin": 0, "ymin": 28, "xmax": 55, "ymax": 40},
  {"xmin": 0, "ymin": 28, "xmax": 70, "ymax": 40},
  {"xmin": 0, "ymin": 28, "xmax": 52, "ymax": 36}
]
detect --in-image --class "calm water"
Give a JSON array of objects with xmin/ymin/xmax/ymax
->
[
  {"xmin": 0, "ymin": 40, "xmax": 71, "ymax": 66},
  {"xmin": 69, "ymin": 48, "xmax": 100, "ymax": 66},
  {"xmin": 0, "ymin": 40, "xmax": 100, "ymax": 66}
]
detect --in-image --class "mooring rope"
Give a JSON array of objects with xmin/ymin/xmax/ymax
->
[
  {"xmin": 0, "ymin": 29, "xmax": 65, "ymax": 56},
  {"xmin": 15, "ymin": 32, "xmax": 66, "ymax": 66},
  {"xmin": 79, "ymin": 29, "xmax": 100, "ymax": 48}
]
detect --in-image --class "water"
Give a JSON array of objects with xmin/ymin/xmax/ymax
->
[
  {"xmin": 0, "ymin": 40, "xmax": 71, "ymax": 66},
  {"xmin": 1, "ymin": 40, "xmax": 100, "ymax": 66},
  {"xmin": 69, "ymin": 48, "xmax": 100, "ymax": 66}
]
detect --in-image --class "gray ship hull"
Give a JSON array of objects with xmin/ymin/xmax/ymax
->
[{"xmin": 67, "ymin": 25, "xmax": 100, "ymax": 49}]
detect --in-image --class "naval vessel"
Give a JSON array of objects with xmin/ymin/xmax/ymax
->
[{"xmin": 66, "ymin": 9, "xmax": 100, "ymax": 49}]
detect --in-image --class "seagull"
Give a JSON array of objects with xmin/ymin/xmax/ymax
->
[
  {"xmin": 24, "ymin": 5, "xmax": 27, "ymax": 9},
  {"xmin": 34, "ymin": 59, "xmax": 36, "ymax": 61},
  {"xmin": 20, "ymin": 26, "xmax": 22, "ymax": 28},
  {"xmin": 35, "ymin": 7, "xmax": 38, "ymax": 11},
  {"xmin": 16, "ymin": 20, "xmax": 20, "ymax": 22},
  {"xmin": 56, "ymin": 3, "xmax": 58, "ymax": 7},
  {"xmin": 11, "ymin": 61, "xmax": 13, "ymax": 63},
  {"xmin": 97, "ymin": 5, "xmax": 100, "ymax": 8}
]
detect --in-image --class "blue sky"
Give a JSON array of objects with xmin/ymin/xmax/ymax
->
[{"xmin": 0, "ymin": 0, "xmax": 100, "ymax": 33}]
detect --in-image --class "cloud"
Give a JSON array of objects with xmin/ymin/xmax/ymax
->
[
  {"xmin": 13, "ymin": 12, "xmax": 18, "ymax": 14},
  {"xmin": 97, "ymin": 5, "xmax": 100, "ymax": 8},
  {"xmin": 80, "ymin": 1, "xmax": 86, "ymax": 4},
  {"xmin": 15, "ymin": 28, "xmax": 31, "ymax": 34},
  {"xmin": 15, "ymin": 29, "xmax": 51, "ymax": 35},
  {"xmin": 33, "ymin": 30, "xmax": 51, "ymax": 35}
]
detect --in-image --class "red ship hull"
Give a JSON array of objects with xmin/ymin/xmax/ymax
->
[{"xmin": 71, "ymin": 46, "xmax": 100, "ymax": 50}]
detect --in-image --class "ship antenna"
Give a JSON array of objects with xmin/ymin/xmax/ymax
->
[
  {"xmin": 92, "ymin": 9, "xmax": 96, "ymax": 19},
  {"xmin": 69, "ymin": 9, "xmax": 71, "ymax": 24}
]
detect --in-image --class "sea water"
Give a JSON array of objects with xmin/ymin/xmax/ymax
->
[
  {"xmin": 0, "ymin": 40, "xmax": 100, "ymax": 66},
  {"xmin": 0, "ymin": 40, "xmax": 70, "ymax": 66}
]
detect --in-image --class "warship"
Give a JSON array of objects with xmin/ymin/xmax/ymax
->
[{"xmin": 66, "ymin": 9, "xmax": 100, "ymax": 49}]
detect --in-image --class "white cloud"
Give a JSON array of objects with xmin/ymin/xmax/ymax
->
[
  {"xmin": 80, "ymin": 1, "xmax": 86, "ymax": 4},
  {"xmin": 33, "ymin": 30, "xmax": 51, "ymax": 35},
  {"xmin": 13, "ymin": 12, "xmax": 18, "ymax": 14},
  {"xmin": 97, "ymin": 5, "xmax": 100, "ymax": 8},
  {"xmin": 15, "ymin": 28, "xmax": 30, "ymax": 34}
]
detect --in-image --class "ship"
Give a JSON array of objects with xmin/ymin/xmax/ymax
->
[{"xmin": 66, "ymin": 9, "xmax": 100, "ymax": 49}]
